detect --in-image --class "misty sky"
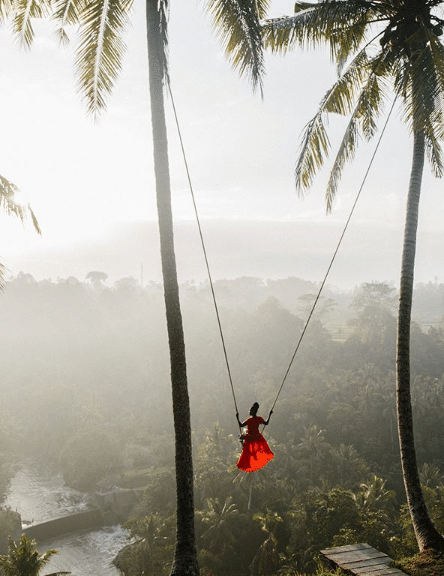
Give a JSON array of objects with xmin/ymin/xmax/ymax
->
[{"xmin": 0, "ymin": 1, "xmax": 443, "ymax": 288}]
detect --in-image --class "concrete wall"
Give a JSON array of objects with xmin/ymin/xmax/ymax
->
[
  {"xmin": 23, "ymin": 508, "xmax": 103, "ymax": 542},
  {"xmin": 93, "ymin": 488, "xmax": 142, "ymax": 522}
]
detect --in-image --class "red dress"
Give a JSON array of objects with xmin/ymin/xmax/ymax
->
[{"xmin": 236, "ymin": 416, "xmax": 274, "ymax": 472}]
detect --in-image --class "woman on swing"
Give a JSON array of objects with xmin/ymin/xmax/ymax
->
[{"xmin": 236, "ymin": 402, "xmax": 274, "ymax": 472}]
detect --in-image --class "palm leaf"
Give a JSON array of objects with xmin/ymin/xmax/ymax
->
[
  {"xmin": 424, "ymin": 127, "xmax": 443, "ymax": 178},
  {"xmin": 326, "ymin": 57, "xmax": 391, "ymax": 210},
  {"xmin": 425, "ymin": 31, "xmax": 444, "ymax": 137},
  {"xmin": 0, "ymin": 175, "xmax": 41, "ymax": 233},
  {"xmin": 295, "ymin": 113, "xmax": 331, "ymax": 193},
  {"xmin": 74, "ymin": 0, "xmax": 134, "ymax": 116},
  {"xmin": 0, "ymin": 0, "xmax": 13, "ymax": 24},
  {"xmin": 12, "ymin": 0, "xmax": 49, "ymax": 48},
  {"xmin": 263, "ymin": 1, "xmax": 377, "ymax": 57},
  {"xmin": 204, "ymin": 0, "xmax": 268, "ymax": 94},
  {"xmin": 51, "ymin": 0, "xmax": 85, "ymax": 46},
  {"xmin": 295, "ymin": 49, "xmax": 371, "ymax": 194}
]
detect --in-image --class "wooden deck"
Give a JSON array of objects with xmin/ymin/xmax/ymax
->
[{"xmin": 320, "ymin": 543, "xmax": 406, "ymax": 576}]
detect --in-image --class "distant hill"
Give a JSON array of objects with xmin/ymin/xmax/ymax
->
[{"xmin": 4, "ymin": 218, "xmax": 442, "ymax": 288}]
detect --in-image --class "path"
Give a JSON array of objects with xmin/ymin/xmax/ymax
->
[{"xmin": 320, "ymin": 543, "xmax": 406, "ymax": 576}]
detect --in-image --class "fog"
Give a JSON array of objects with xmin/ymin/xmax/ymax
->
[
  {"xmin": 0, "ymin": 0, "xmax": 443, "ymax": 570},
  {"xmin": 0, "ymin": 272, "xmax": 444, "ymax": 573},
  {"xmin": 0, "ymin": 271, "xmax": 442, "ymax": 463},
  {"xmin": 5, "ymin": 216, "xmax": 444, "ymax": 291}
]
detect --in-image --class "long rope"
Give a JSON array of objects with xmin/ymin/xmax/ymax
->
[
  {"xmin": 168, "ymin": 78, "xmax": 396, "ymax": 422},
  {"xmin": 268, "ymin": 96, "xmax": 398, "ymax": 414},
  {"xmin": 167, "ymin": 82, "xmax": 240, "ymax": 417}
]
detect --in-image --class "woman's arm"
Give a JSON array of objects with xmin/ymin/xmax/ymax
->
[
  {"xmin": 236, "ymin": 413, "xmax": 247, "ymax": 428},
  {"xmin": 263, "ymin": 410, "xmax": 273, "ymax": 426}
]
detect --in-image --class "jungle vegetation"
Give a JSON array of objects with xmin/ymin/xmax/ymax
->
[{"xmin": 0, "ymin": 274, "xmax": 444, "ymax": 574}]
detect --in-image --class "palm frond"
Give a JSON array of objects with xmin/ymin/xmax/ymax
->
[
  {"xmin": 204, "ymin": 0, "xmax": 268, "ymax": 94},
  {"xmin": 0, "ymin": 0, "xmax": 13, "ymax": 24},
  {"xmin": 28, "ymin": 204, "xmax": 41, "ymax": 235},
  {"xmin": 295, "ymin": 113, "xmax": 331, "ymax": 194},
  {"xmin": 295, "ymin": 48, "xmax": 373, "ymax": 195},
  {"xmin": 74, "ymin": 0, "xmax": 134, "ymax": 116},
  {"xmin": 325, "ymin": 49, "xmax": 370, "ymax": 115},
  {"xmin": 0, "ymin": 175, "xmax": 41, "ymax": 234},
  {"xmin": 263, "ymin": 1, "xmax": 377, "ymax": 58},
  {"xmin": 330, "ymin": 18, "xmax": 370, "ymax": 72},
  {"xmin": 394, "ymin": 25, "xmax": 443, "ymax": 132},
  {"xmin": 262, "ymin": 10, "xmax": 318, "ymax": 55},
  {"xmin": 425, "ymin": 30, "xmax": 444, "ymax": 137},
  {"xmin": 12, "ymin": 0, "xmax": 49, "ymax": 48},
  {"xmin": 0, "ymin": 175, "xmax": 41, "ymax": 289},
  {"xmin": 326, "ymin": 58, "xmax": 391, "ymax": 211},
  {"xmin": 51, "ymin": 0, "xmax": 85, "ymax": 46},
  {"xmin": 424, "ymin": 128, "xmax": 443, "ymax": 178}
]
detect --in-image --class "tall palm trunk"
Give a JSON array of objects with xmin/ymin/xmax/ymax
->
[
  {"xmin": 396, "ymin": 129, "xmax": 444, "ymax": 551},
  {"xmin": 146, "ymin": 2, "xmax": 199, "ymax": 574}
]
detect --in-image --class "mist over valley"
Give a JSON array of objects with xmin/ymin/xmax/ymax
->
[
  {"xmin": 1, "ymin": 269, "xmax": 444, "ymax": 573},
  {"xmin": 5, "ymin": 218, "xmax": 443, "ymax": 289}
]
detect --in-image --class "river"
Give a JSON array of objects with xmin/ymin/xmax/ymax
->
[{"xmin": 3, "ymin": 462, "xmax": 129, "ymax": 575}]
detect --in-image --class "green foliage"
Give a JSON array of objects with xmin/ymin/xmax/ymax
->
[
  {"xmin": 263, "ymin": 0, "xmax": 444, "ymax": 208},
  {"xmin": 394, "ymin": 549, "xmax": 444, "ymax": 576},
  {"xmin": 116, "ymin": 514, "xmax": 174, "ymax": 576},
  {"xmin": 0, "ymin": 535, "xmax": 57, "ymax": 576},
  {"xmin": 203, "ymin": 0, "xmax": 268, "ymax": 93},
  {"xmin": 3, "ymin": 275, "xmax": 444, "ymax": 571}
]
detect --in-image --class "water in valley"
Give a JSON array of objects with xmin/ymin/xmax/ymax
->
[{"xmin": 3, "ymin": 462, "xmax": 129, "ymax": 575}]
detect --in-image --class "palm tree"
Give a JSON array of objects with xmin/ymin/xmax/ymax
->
[
  {"xmin": 48, "ymin": 0, "xmax": 267, "ymax": 573},
  {"xmin": 262, "ymin": 0, "xmax": 444, "ymax": 552},
  {"xmin": 200, "ymin": 496, "xmax": 240, "ymax": 551},
  {"xmin": 0, "ymin": 535, "xmax": 58, "ymax": 576}
]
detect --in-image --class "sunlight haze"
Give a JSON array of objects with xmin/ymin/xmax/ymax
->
[{"xmin": 0, "ymin": 0, "xmax": 442, "ymax": 287}]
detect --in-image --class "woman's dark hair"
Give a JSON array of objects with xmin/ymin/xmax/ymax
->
[{"xmin": 251, "ymin": 402, "xmax": 259, "ymax": 415}]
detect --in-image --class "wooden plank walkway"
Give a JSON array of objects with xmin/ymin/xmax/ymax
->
[{"xmin": 320, "ymin": 543, "xmax": 406, "ymax": 576}]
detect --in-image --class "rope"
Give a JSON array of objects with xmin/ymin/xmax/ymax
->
[
  {"xmin": 168, "ymin": 77, "xmax": 396, "ymax": 426},
  {"xmin": 267, "ymin": 96, "xmax": 398, "ymax": 415},
  {"xmin": 167, "ymin": 82, "xmax": 240, "ymax": 418}
]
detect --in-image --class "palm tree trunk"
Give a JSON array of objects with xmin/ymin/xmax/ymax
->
[
  {"xmin": 396, "ymin": 129, "xmax": 444, "ymax": 552},
  {"xmin": 145, "ymin": 2, "xmax": 199, "ymax": 574}
]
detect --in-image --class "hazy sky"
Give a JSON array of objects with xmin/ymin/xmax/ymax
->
[{"xmin": 0, "ymin": 1, "xmax": 443, "ymax": 288}]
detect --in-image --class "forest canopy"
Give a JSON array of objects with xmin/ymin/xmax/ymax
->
[{"xmin": 1, "ymin": 273, "xmax": 444, "ymax": 574}]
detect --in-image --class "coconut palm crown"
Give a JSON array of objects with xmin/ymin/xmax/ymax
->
[
  {"xmin": 262, "ymin": 0, "xmax": 444, "ymax": 552},
  {"xmin": 0, "ymin": 535, "xmax": 57, "ymax": 576},
  {"xmin": 50, "ymin": 0, "xmax": 269, "ymax": 116},
  {"xmin": 263, "ymin": 0, "xmax": 444, "ymax": 210}
]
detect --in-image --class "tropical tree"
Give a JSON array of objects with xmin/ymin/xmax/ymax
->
[
  {"xmin": 0, "ymin": 535, "xmax": 58, "ymax": 576},
  {"xmin": 47, "ymin": 0, "xmax": 268, "ymax": 574},
  {"xmin": 200, "ymin": 496, "xmax": 240, "ymax": 552},
  {"xmin": 85, "ymin": 271, "xmax": 108, "ymax": 287},
  {"xmin": 262, "ymin": 0, "xmax": 444, "ymax": 552}
]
